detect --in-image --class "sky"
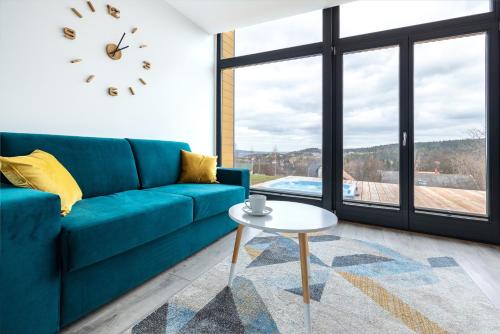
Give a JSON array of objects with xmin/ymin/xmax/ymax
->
[{"xmin": 232, "ymin": 0, "xmax": 489, "ymax": 152}]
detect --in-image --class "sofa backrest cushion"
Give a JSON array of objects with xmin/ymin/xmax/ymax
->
[
  {"xmin": 127, "ymin": 138, "xmax": 191, "ymax": 188},
  {"xmin": 0, "ymin": 133, "xmax": 140, "ymax": 198}
]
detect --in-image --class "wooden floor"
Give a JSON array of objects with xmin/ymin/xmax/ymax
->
[
  {"xmin": 350, "ymin": 181, "xmax": 486, "ymax": 215},
  {"xmin": 60, "ymin": 221, "xmax": 500, "ymax": 334}
]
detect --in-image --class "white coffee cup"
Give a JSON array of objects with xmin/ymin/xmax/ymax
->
[{"xmin": 244, "ymin": 194, "xmax": 266, "ymax": 214}]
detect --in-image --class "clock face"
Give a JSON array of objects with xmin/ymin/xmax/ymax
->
[{"xmin": 63, "ymin": 2, "xmax": 150, "ymax": 97}]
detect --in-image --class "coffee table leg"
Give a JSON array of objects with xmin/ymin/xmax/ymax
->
[
  {"xmin": 307, "ymin": 246, "xmax": 312, "ymax": 280},
  {"xmin": 299, "ymin": 233, "xmax": 312, "ymax": 334},
  {"xmin": 228, "ymin": 224, "xmax": 244, "ymax": 288}
]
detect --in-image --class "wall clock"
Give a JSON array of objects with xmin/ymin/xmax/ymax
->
[{"xmin": 63, "ymin": 2, "xmax": 151, "ymax": 97}]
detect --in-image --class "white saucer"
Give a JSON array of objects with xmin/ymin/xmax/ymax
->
[{"xmin": 242, "ymin": 206, "xmax": 273, "ymax": 216}]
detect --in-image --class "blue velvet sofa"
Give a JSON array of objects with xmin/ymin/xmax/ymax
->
[{"xmin": 0, "ymin": 132, "xmax": 249, "ymax": 334}]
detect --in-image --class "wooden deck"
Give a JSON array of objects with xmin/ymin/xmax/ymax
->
[
  {"xmin": 349, "ymin": 181, "xmax": 486, "ymax": 215},
  {"xmin": 253, "ymin": 176, "xmax": 486, "ymax": 215}
]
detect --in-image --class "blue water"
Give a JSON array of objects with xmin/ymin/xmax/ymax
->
[
  {"xmin": 268, "ymin": 180, "xmax": 322, "ymax": 195},
  {"xmin": 266, "ymin": 180, "xmax": 356, "ymax": 197}
]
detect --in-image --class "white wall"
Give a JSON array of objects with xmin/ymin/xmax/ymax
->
[{"xmin": 0, "ymin": 0, "xmax": 216, "ymax": 154}]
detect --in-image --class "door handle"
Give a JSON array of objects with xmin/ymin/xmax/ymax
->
[{"xmin": 402, "ymin": 131, "xmax": 407, "ymax": 147}]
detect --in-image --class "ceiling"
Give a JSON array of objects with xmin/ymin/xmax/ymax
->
[{"xmin": 165, "ymin": 0, "xmax": 351, "ymax": 34}]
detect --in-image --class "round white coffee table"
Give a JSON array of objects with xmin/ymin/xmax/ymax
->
[{"xmin": 228, "ymin": 200, "xmax": 338, "ymax": 334}]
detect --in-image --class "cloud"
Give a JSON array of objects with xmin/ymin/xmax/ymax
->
[
  {"xmin": 235, "ymin": 11, "xmax": 322, "ymax": 56},
  {"xmin": 414, "ymin": 34, "xmax": 486, "ymax": 143},
  {"xmin": 340, "ymin": 0, "xmax": 489, "ymax": 37},
  {"xmin": 234, "ymin": 55, "xmax": 322, "ymax": 152},
  {"xmin": 231, "ymin": 3, "xmax": 488, "ymax": 152}
]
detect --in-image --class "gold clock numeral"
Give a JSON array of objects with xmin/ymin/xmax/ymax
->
[
  {"xmin": 86, "ymin": 75, "xmax": 95, "ymax": 83},
  {"xmin": 139, "ymin": 78, "xmax": 147, "ymax": 85},
  {"xmin": 131, "ymin": 27, "xmax": 138, "ymax": 34},
  {"xmin": 143, "ymin": 61, "xmax": 151, "ymax": 70},
  {"xmin": 107, "ymin": 4, "xmax": 120, "ymax": 19},
  {"xmin": 87, "ymin": 1, "xmax": 96, "ymax": 12},
  {"xmin": 71, "ymin": 8, "xmax": 83, "ymax": 18},
  {"xmin": 108, "ymin": 87, "xmax": 118, "ymax": 96},
  {"xmin": 63, "ymin": 27, "xmax": 76, "ymax": 40},
  {"xmin": 70, "ymin": 58, "xmax": 82, "ymax": 63},
  {"xmin": 129, "ymin": 87, "xmax": 135, "ymax": 95}
]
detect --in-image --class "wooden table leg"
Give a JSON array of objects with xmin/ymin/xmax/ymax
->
[
  {"xmin": 299, "ymin": 232, "xmax": 312, "ymax": 334},
  {"xmin": 228, "ymin": 224, "xmax": 244, "ymax": 287}
]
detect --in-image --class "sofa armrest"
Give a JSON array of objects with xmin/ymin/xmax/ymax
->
[
  {"xmin": 0, "ymin": 184, "xmax": 62, "ymax": 334},
  {"xmin": 217, "ymin": 168, "xmax": 250, "ymax": 198}
]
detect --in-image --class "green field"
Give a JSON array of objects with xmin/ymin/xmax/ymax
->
[{"xmin": 250, "ymin": 173, "xmax": 281, "ymax": 186}]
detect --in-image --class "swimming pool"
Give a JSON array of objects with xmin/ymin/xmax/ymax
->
[
  {"xmin": 266, "ymin": 180, "xmax": 322, "ymax": 195},
  {"xmin": 261, "ymin": 179, "xmax": 357, "ymax": 198}
]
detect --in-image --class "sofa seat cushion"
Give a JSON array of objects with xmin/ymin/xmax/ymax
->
[
  {"xmin": 61, "ymin": 190, "xmax": 193, "ymax": 272},
  {"xmin": 147, "ymin": 184, "xmax": 245, "ymax": 221}
]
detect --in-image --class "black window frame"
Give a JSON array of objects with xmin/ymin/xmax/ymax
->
[
  {"xmin": 216, "ymin": 10, "xmax": 333, "ymax": 209},
  {"xmin": 216, "ymin": 1, "xmax": 500, "ymax": 244}
]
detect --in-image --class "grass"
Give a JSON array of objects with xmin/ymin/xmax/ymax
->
[{"xmin": 250, "ymin": 173, "xmax": 282, "ymax": 186}]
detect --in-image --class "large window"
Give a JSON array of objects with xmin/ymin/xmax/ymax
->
[
  {"xmin": 217, "ymin": 0, "xmax": 500, "ymax": 243},
  {"xmin": 233, "ymin": 57, "xmax": 322, "ymax": 195},
  {"xmin": 219, "ymin": 11, "xmax": 324, "ymax": 197}
]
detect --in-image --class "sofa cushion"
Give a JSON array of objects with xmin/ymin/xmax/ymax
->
[
  {"xmin": 127, "ymin": 139, "xmax": 191, "ymax": 188},
  {"xmin": 0, "ymin": 132, "xmax": 140, "ymax": 198},
  {"xmin": 61, "ymin": 190, "xmax": 193, "ymax": 272},
  {"xmin": 147, "ymin": 183, "xmax": 245, "ymax": 221},
  {"xmin": 0, "ymin": 150, "xmax": 83, "ymax": 216},
  {"xmin": 178, "ymin": 150, "xmax": 218, "ymax": 184}
]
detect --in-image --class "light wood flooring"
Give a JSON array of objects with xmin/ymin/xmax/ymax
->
[
  {"xmin": 60, "ymin": 221, "xmax": 500, "ymax": 334},
  {"xmin": 349, "ymin": 181, "xmax": 486, "ymax": 215}
]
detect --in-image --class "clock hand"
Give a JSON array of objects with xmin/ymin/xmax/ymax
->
[
  {"xmin": 115, "ymin": 45, "xmax": 129, "ymax": 52},
  {"xmin": 112, "ymin": 32, "xmax": 126, "ymax": 56}
]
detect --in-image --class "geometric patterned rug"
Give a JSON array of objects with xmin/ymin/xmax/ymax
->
[{"xmin": 125, "ymin": 231, "xmax": 500, "ymax": 333}]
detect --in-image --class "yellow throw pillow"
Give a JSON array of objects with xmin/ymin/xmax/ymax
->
[
  {"xmin": 178, "ymin": 150, "xmax": 218, "ymax": 184},
  {"xmin": 0, "ymin": 149, "xmax": 82, "ymax": 216}
]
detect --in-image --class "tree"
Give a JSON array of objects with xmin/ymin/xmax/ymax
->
[
  {"xmin": 467, "ymin": 128, "xmax": 485, "ymax": 140},
  {"xmin": 449, "ymin": 128, "xmax": 486, "ymax": 190}
]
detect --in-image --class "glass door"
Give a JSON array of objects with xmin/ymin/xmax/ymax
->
[
  {"xmin": 333, "ymin": 1, "xmax": 499, "ymax": 243},
  {"xmin": 343, "ymin": 46, "xmax": 400, "ymax": 206},
  {"xmin": 336, "ymin": 40, "xmax": 409, "ymax": 229},
  {"xmin": 413, "ymin": 33, "xmax": 487, "ymax": 217},
  {"xmin": 408, "ymin": 30, "xmax": 499, "ymax": 242},
  {"xmin": 336, "ymin": 32, "xmax": 496, "ymax": 238}
]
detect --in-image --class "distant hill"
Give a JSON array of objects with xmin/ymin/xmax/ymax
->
[
  {"xmin": 237, "ymin": 138, "xmax": 483, "ymax": 157},
  {"xmin": 294, "ymin": 148, "xmax": 321, "ymax": 154},
  {"xmin": 234, "ymin": 150, "xmax": 268, "ymax": 157},
  {"xmin": 235, "ymin": 138, "xmax": 485, "ymax": 190},
  {"xmin": 235, "ymin": 147, "xmax": 322, "ymax": 178},
  {"xmin": 343, "ymin": 138, "xmax": 485, "ymax": 189},
  {"xmin": 345, "ymin": 138, "xmax": 484, "ymax": 154},
  {"xmin": 236, "ymin": 147, "xmax": 321, "ymax": 158}
]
